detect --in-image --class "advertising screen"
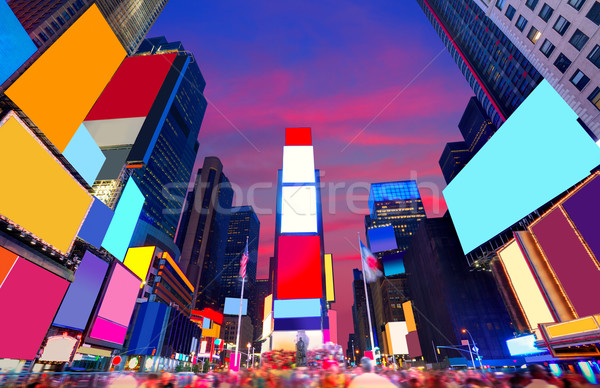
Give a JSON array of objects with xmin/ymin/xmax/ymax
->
[
  {"xmin": 62, "ymin": 124, "xmax": 106, "ymax": 186},
  {"xmin": 96, "ymin": 262, "xmax": 141, "ymax": 327},
  {"xmin": 324, "ymin": 254, "xmax": 335, "ymax": 302},
  {"xmin": 0, "ymin": 113, "xmax": 92, "ymax": 253},
  {"xmin": 262, "ymin": 312, "xmax": 274, "ymax": 339},
  {"xmin": 39, "ymin": 336, "xmax": 78, "ymax": 362},
  {"xmin": 274, "ymin": 317, "xmax": 321, "ymax": 331},
  {"xmin": 282, "ymin": 146, "xmax": 316, "ymax": 183},
  {"xmin": 89, "ymin": 317, "xmax": 128, "ymax": 345},
  {"xmin": 506, "ymin": 335, "xmax": 545, "ymax": 356},
  {"xmin": 443, "ymin": 80, "xmax": 600, "ymax": 254},
  {"xmin": 281, "ymin": 185, "xmax": 318, "ymax": 233},
  {"xmin": 407, "ymin": 331, "xmax": 422, "ymax": 358},
  {"xmin": 54, "ymin": 251, "xmax": 109, "ymax": 330},
  {"xmin": 274, "ymin": 298, "xmax": 321, "ymax": 318},
  {"xmin": 0, "ymin": 0, "xmax": 36, "ymax": 85},
  {"xmin": 271, "ymin": 330, "xmax": 323, "ymax": 351},
  {"xmin": 385, "ymin": 322, "xmax": 409, "ymax": 355},
  {"xmin": 126, "ymin": 302, "xmax": 168, "ymax": 356},
  {"xmin": 5, "ymin": 5, "xmax": 126, "ymax": 153},
  {"xmin": 285, "ymin": 128, "xmax": 312, "ymax": 146},
  {"xmin": 77, "ymin": 198, "xmax": 114, "ymax": 248},
  {"xmin": 382, "ymin": 252, "xmax": 405, "ymax": 276},
  {"xmin": 403, "ymin": 301, "xmax": 417, "ymax": 332},
  {"xmin": 328, "ymin": 310, "xmax": 338, "ymax": 344},
  {"xmin": 264, "ymin": 294, "xmax": 273, "ymax": 320},
  {"xmin": 0, "ymin": 254, "xmax": 69, "ymax": 360},
  {"xmin": 562, "ymin": 174, "xmax": 600, "ymax": 260},
  {"xmin": 531, "ymin": 208, "xmax": 600, "ymax": 318},
  {"xmin": 277, "ymin": 235, "xmax": 323, "ymax": 299},
  {"xmin": 367, "ymin": 225, "xmax": 397, "ymax": 253},
  {"xmin": 224, "ymin": 297, "xmax": 248, "ymax": 315},
  {"xmin": 497, "ymin": 240, "xmax": 555, "ymax": 330},
  {"xmin": 101, "ymin": 178, "xmax": 145, "ymax": 260},
  {"xmin": 123, "ymin": 246, "xmax": 156, "ymax": 286}
]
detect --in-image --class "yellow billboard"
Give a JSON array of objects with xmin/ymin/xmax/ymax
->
[
  {"xmin": 0, "ymin": 113, "xmax": 92, "ymax": 252},
  {"xmin": 124, "ymin": 246, "xmax": 156, "ymax": 288},
  {"xmin": 324, "ymin": 253, "xmax": 335, "ymax": 302},
  {"xmin": 402, "ymin": 301, "xmax": 416, "ymax": 332},
  {"xmin": 5, "ymin": 4, "xmax": 126, "ymax": 153}
]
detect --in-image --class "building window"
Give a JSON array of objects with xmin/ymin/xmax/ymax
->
[
  {"xmin": 516, "ymin": 15, "xmax": 528, "ymax": 31},
  {"xmin": 588, "ymin": 45, "xmax": 600, "ymax": 68},
  {"xmin": 540, "ymin": 39, "xmax": 555, "ymax": 57},
  {"xmin": 527, "ymin": 26, "xmax": 542, "ymax": 43},
  {"xmin": 44, "ymin": 26, "xmax": 54, "ymax": 36},
  {"xmin": 526, "ymin": 0, "xmax": 539, "ymax": 10},
  {"xmin": 539, "ymin": 4, "xmax": 554, "ymax": 21},
  {"xmin": 50, "ymin": 21, "xmax": 60, "ymax": 31},
  {"xmin": 570, "ymin": 70, "xmax": 590, "ymax": 90},
  {"xmin": 67, "ymin": 6, "xmax": 75, "ymax": 16},
  {"xmin": 506, "ymin": 5, "xmax": 516, "ymax": 20},
  {"xmin": 554, "ymin": 53, "xmax": 572, "ymax": 73},
  {"xmin": 496, "ymin": 0, "xmax": 505, "ymax": 10},
  {"xmin": 569, "ymin": 29, "xmax": 589, "ymax": 51},
  {"xmin": 588, "ymin": 87, "xmax": 600, "ymax": 110},
  {"xmin": 38, "ymin": 32, "xmax": 49, "ymax": 42},
  {"xmin": 62, "ymin": 11, "xmax": 70, "ymax": 21},
  {"xmin": 56, "ymin": 16, "xmax": 65, "ymax": 25},
  {"xmin": 586, "ymin": 2, "xmax": 600, "ymax": 24},
  {"xmin": 32, "ymin": 37, "xmax": 42, "ymax": 47},
  {"xmin": 568, "ymin": 0, "xmax": 586, "ymax": 10},
  {"xmin": 553, "ymin": 16, "xmax": 571, "ymax": 35}
]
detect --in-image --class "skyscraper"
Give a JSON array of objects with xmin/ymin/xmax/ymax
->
[
  {"xmin": 416, "ymin": 0, "xmax": 543, "ymax": 127},
  {"xmin": 439, "ymin": 141, "xmax": 471, "ymax": 184},
  {"xmin": 473, "ymin": 0, "xmax": 600, "ymax": 136},
  {"xmin": 176, "ymin": 156, "xmax": 233, "ymax": 311}
]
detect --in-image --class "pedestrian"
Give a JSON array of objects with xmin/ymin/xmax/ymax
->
[
  {"xmin": 348, "ymin": 357, "xmax": 396, "ymax": 388},
  {"xmin": 525, "ymin": 365, "xmax": 558, "ymax": 388},
  {"xmin": 161, "ymin": 372, "xmax": 175, "ymax": 388},
  {"xmin": 140, "ymin": 373, "xmax": 161, "ymax": 388}
]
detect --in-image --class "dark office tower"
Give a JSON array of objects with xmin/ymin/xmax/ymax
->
[
  {"xmin": 176, "ymin": 157, "xmax": 233, "ymax": 311},
  {"xmin": 268, "ymin": 256, "xmax": 277, "ymax": 295},
  {"xmin": 415, "ymin": 0, "xmax": 543, "ymax": 128},
  {"xmin": 6, "ymin": 0, "xmax": 167, "ymax": 53},
  {"xmin": 254, "ymin": 278, "xmax": 269, "ymax": 345},
  {"xmin": 439, "ymin": 141, "xmax": 471, "ymax": 184},
  {"xmin": 459, "ymin": 97, "xmax": 496, "ymax": 155},
  {"xmin": 351, "ymin": 269, "xmax": 377, "ymax": 355},
  {"xmin": 404, "ymin": 217, "xmax": 514, "ymax": 364}
]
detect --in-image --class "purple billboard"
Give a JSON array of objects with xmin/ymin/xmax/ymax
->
[{"xmin": 562, "ymin": 174, "xmax": 600, "ymax": 261}]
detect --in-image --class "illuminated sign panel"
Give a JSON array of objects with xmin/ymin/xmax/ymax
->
[
  {"xmin": 382, "ymin": 252, "xmax": 405, "ymax": 276},
  {"xmin": 5, "ymin": 5, "xmax": 126, "ymax": 152},
  {"xmin": 39, "ymin": 336, "xmax": 78, "ymax": 362},
  {"xmin": 62, "ymin": 124, "xmax": 106, "ymax": 185},
  {"xmin": 54, "ymin": 251, "xmax": 109, "ymax": 330},
  {"xmin": 123, "ymin": 246, "xmax": 156, "ymax": 286},
  {"xmin": 126, "ymin": 302, "xmax": 168, "ymax": 356},
  {"xmin": 101, "ymin": 178, "xmax": 145, "ymax": 261},
  {"xmin": 497, "ymin": 240, "xmax": 555, "ymax": 330},
  {"xmin": 385, "ymin": 322, "xmax": 409, "ymax": 355},
  {"xmin": 274, "ymin": 317, "xmax": 321, "ymax": 331},
  {"xmin": 264, "ymin": 294, "xmax": 273, "ymax": 320},
  {"xmin": 531, "ymin": 208, "xmax": 600, "ymax": 318},
  {"xmin": 443, "ymin": 81, "xmax": 600, "ymax": 254},
  {"xmin": 367, "ymin": 225, "xmax": 397, "ymax": 253},
  {"xmin": 277, "ymin": 235, "xmax": 323, "ymax": 299},
  {"xmin": 328, "ymin": 310, "xmax": 338, "ymax": 344},
  {"xmin": 562, "ymin": 175, "xmax": 600, "ymax": 260},
  {"xmin": 506, "ymin": 335, "xmax": 545, "ymax": 356},
  {"xmin": 0, "ymin": 0, "xmax": 36, "ymax": 85},
  {"xmin": 407, "ymin": 331, "xmax": 422, "ymax": 358},
  {"xmin": 274, "ymin": 299, "xmax": 321, "ymax": 318},
  {"xmin": 0, "ymin": 256, "xmax": 69, "ymax": 360},
  {"xmin": 324, "ymin": 254, "xmax": 335, "ymax": 302},
  {"xmin": 285, "ymin": 127, "xmax": 312, "ymax": 145},
  {"xmin": 271, "ymin": 330, "xmax": 323, "ymax": 351},
  {"xmin": 0, "ymin": 113, "xmax": 92, "ymax": 252},
  {"xmin": 282, "ymin": 146, "xmax": 316, "ymax": 183},
  {"xmin": 224, "ymin": 297, "xmax": 248, "ymax": 315},
  {"xmin": 262, "ymin": 313, "xmax": 274, "ymax": 339},
  {"xmin": 77, "ymin": 198, "xmax": 114, "ymax": 248},
  {"xmin": 96, "ymin": 262, "xmax": 141, "ymax": 327},
  {"xmin": 89, "ymin": 317, "xmax": 128, "ymax": 345},
  {"xmin": 281, "ymin": 185, "xmax": 318, "ymax": 233},
  {"xmin": 403, "ymin": 301, "xmax": 417, "ymax": 332}
]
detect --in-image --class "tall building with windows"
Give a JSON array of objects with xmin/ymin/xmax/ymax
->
[
  {"xmin": 176, "ymin": 157, "xmax": 233, "ymax": 311},
  {"xmin": 416, "ymin": 0, "xmax": 543, "ymax": 128},
  {"xmin": 472, "ymin": 0, "xmax": 600, "ymax": 136},
  {"xmin": 439, "ymin": 141, "xmax": 471, "ymax": 184}
]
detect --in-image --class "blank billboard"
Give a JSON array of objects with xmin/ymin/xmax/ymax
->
[
  {"xmin": 443, "ymin": 80, "xmax": 600, "ymax": 254},
  {"xmin": 0, "ymin": 255, "xmax": 69, "ymax": 360},
  {"xmin": 53, "ymin": 251, "xmax": 109, "ymax": 330},
  {"xmin": 77, "ymin": 198, "xmax": 114, "ymax": 248},
  {"xmin": 367, "ymin": 225, "xmax": 397, "ymax": 253},
  {"xmin": 0, "ymin": 0, "xmax": 36, "ymax": 85},
  {"xmin": 281, "ymin": 185, "xmax": 318, "ymax": 233},
  {"xmin": 285, "ymin": 128, "xmax": 312, "ymax": 146},
  {"xmin": 324, "ymin": 254, "xmax": 335, "ymax": 302},
  {"xmin": 224, "ymin": 297, "xmax": 248, "ymax": 315},
  {"xmin": 271, "ymin": 329, "xmax": 323, "ymax": 351},
  {"xmin": 506, "ymin": 335, "xmax": 545, "ymax": 356},
  {"xmin": 274, "ymin": 317, "xmax": 321, "ymax": 331},
  {"xmin": 282, "ymin": 146, "xmax": 316, "ymax": 183},
  {"xmin": 562, "ymin": 174, "xmax": 600, "ymax": 260},
  {"xmin": 39, "ymin": 336, "xmax": 78, "ymax": 362},
  {"xmin": 5, "ymin": 4, "xmax": 126, "ymax": 152},
  {"xmin": 382, "ymin": 252, "xmax": 405, "ymax": 276},
  {"xmin": 126, "ymin": 302, "xmax": 168, "ymax": 356},
  {"xmin": 531, "ymin": 208, "xmax": 600, "ymax": 318},
  {"xmin": 403, "ymin": 301, "xmax": 417, "ymax": 332},
  {"xmin": 386, "ymin": 322, "xmax": 409, "ymax": 355},
  {"xmin": 264, "ymin": 294, "xmax": 273, "ymax": 320},
  {"xmin": 497, "ymin": 240, "xmax": 554, "ymax": 330},
  {"xmin": 123, "ymin": 246, "xmax": 156, "ymax": 286},
  {"xmin": 96, "ymin": 262, "xmax": 141, "ymax": 327},
  {"xmin": 101, "ymin": 178, "xmax": 145, "ymax": 260},
  {"xmin": 0, "ymin": 113, "xmax": 92, "ymax": 253},
  {"xmin": 274, "ymin": 298, "xmax": 321, "ymax": 318},
  {"xmin": 406, "ymin": 331, "xmax": 422, "ymax": 358},
  {"xmin": 277, "ymin": 235, "xmax": 323, "ymax": 299},
  {"xmin": 62, "ymin": 124, "xmax": 106, "ymax": 185}
]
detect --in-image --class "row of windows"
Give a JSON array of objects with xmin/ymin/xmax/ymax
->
[{"xmin": 33, "ymin": 0, "xmax": 85, "ymax": 47}]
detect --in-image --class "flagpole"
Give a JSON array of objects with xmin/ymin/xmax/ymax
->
[
  {"xmin": 234, "ymin": 237, "xmax": 248, "ymax": 370},
  {"xmin": 358, "ymin": 233, "xmax": 376, "ymax": 353}
]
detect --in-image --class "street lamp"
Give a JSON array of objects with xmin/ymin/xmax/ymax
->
[
  {"xmin": 461, "ymin": 329, "xmax": 482, "ymax": 370},
  {"xmin": 246, "ymin": 343, "xmax": 251, "ymax": 368}
]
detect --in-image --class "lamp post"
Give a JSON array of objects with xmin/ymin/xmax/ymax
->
[
  {"xmin": 462, "ymin": 329, "xmax": 482, "ymax": 370},
  {"xmin": 246, "ymin": 343, "xmax": 251, "ymax": 369}
]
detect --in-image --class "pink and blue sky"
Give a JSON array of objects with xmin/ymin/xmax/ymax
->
[{"xmin": 149, "ymin": 1, "xmax": 474, "ymax": 351}]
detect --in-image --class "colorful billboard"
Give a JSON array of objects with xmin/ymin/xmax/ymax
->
[
  {"xmin": 264, "ymin": 294, "xmax": 273, "ymax": 320},
  {"xmin": 562, "ymin": 174, "xmax": 600, "ymax": 260},
  {"xmin": 54, "ymin": 251, "xmax": 109, "ymax": 331},
  {"xmin": 403, "ymin": 301, "xmax": 417, "ymax": 332},
  {"xmin": 123, "ymin": 246, "xmax": 157, "ymax": 286},
  {"xmin": 39, "ymin": 336, "xmax": 78, "ymax": 362},
  {"xmin": 385, "ymin": 322, "xmax": 409, "ymax": 355},
  {"xmin": 282, "ymin": 146, "xmax": 316, "ymax": 183},
  {"xmin": 5, "ymin": 4, "xmax": 126, "ymax": 152},
  {"xmin": 0, "ymin": 113, "xmax": 92, "ymax": 252},
  {"xmin": 224, "ymin": 297, "xmax": 248, "ymax": 315},
  {"xmin": 281, "ymin": 185, "xmax": 318, "ymax": 233},
  {"xmin": 274, "ymin": 317, "xmax": 321, "ymax": 331},
  {"xmin": 530, "ymin": 208, "xmax": 600, "ymax": 318},
  {"xmin": 497, "ymin": 240, "xmax": 555, "ymax": 330},
  {"xmin": 367, "ymin": 225, "xmax": 397, "ymax": 253},
  {"xmin": 285, "ymin": 127, "xmax": 312, "ymax": 146},
  {"xmin": 126, "ymin": 302, "xmax": 168, "ymax": 356},
  {"xmin": 443, "ymin": 80, "xmax": 600, "ymax": 254},
  {"xmin": 382, "ymin": 252, "xmax": 405, "ymax": 276},
  {"xmin": 77, "ymin": 198, "xmax": 114, "ymax": 248},
  {"xmin": 506, "ymin": 335, "xmax": 545, "ymax": 356},
  {"xmin": 0, "ymin": 251, "xmax": 69, "ymax": 360},
  {"xmin": 0, "ymin": 0, "xmax": 36, "ymax": 85},
  {"xmin": 273, "ymin": 298, "xmax": 321, "ymax": 319},
  {"xmin": 324, "ymin": 254, "xmax": 335, "ymax": 302},
  {"xmin": 276, "ymin": 235, "xmax": 323, "ymax": 299},
  {"xmin": 62, "ymin": 124, "xmax": 106, "ymax": 185}
]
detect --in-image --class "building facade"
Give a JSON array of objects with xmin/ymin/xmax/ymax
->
[
  {"xmin": 473, "ymin": 0, "xmax": 600, "ymax": 136},
  {"xmin": 439, "ymin": 141, "xmax": 471, "ymax": 184}
]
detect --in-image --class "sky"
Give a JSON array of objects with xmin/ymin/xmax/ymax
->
[{"xmin": 149, "ymin": 0, "xmax": 474, "ymax": 352}]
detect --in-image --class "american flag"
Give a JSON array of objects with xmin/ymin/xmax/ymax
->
[
  {"xmin": 360, "ymin": 239, "xmax": 383, "ymax": 283},
  {"xmin": 239, "ymin": 239, "xmax": 249, "ymax": 278}
]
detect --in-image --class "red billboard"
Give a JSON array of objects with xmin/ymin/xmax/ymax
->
[{"xmin": 276, "ymin": 235, "xmax": 323, "ymax": 300}]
